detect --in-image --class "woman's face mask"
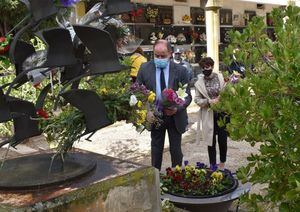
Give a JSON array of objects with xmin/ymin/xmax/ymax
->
[
  {"xmin": 203, "ymin": 65, "xmax": 213, "ymax": 76},
  {"xmin": 203, "ymin": 69, "xmax": 212, "ymax": 76},
  {"xmin": 154, "ymin": 58, "xmax": 169, "ymax": 69}
]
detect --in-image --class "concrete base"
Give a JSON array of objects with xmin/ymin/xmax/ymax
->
[{"xmin": 0, "ymin": 150, "xmax": 161, "ymax": 212}]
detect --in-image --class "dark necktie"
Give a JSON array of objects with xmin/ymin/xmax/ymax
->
[{"xmin": 160, "ymin": 68, "xmax": 166, "ymax": 92}]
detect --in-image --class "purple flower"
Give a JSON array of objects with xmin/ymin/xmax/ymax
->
[
  {"xmin": 175, "ymin": 97, "xmax": 184, "ymax": 106},
  {"xmin": 130, "ymin": 82, "xmax": 139, "ymax": 91},
  {"xmin": 60, "ymin": 0, "xmax": 79, "ymax": 7},
  {"xmin": 210, "ymin": 164, "xmax": 218, "ymax": 171},
  {"xmin": 230, "ymin": 75, "xmax": 239, "ymax": 84},
  {"xmin": 184, "ymin": 160, "xmax": 189, "ymax": 166},
  {"xmin": 196, "ymin": 162, "xmax": 205, "ymax": 169},
  {"xmin": 140, "ymin": 84, "xmax": 150, "ymax": 95},
  {"xmin": 171, "ymin": 92, "xmax": 177, "ymax": 101}
]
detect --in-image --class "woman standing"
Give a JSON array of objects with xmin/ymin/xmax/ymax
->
[{"xmin": 194, "ymin": 57, "xmax": 228, "ymax": 170}]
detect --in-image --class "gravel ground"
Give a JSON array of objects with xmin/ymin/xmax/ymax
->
[{"xmin": 74, "ymin": 109, "xmax": 258, "ymax": 173}]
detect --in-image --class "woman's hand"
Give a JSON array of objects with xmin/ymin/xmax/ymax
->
[{"xmin": 209, "ymin": 97, "xmax": 219, "ymax": 105}]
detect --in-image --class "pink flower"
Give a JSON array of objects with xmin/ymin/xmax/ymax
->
[{"xmin": 175, "ymin": 97, "xmax": 184, "ymax": 106}]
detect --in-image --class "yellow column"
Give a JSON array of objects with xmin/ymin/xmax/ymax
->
[{"xmin": 205, "ymin": 0, "xmax": 222, "ymax": 72}]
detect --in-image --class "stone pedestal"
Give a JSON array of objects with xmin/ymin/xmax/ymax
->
[{"xmin": 0, "ymin": 150, "xmax": 161, "ymax": 212}]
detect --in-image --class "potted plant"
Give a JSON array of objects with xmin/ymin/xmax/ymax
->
[
  {"xmin": 160, "ymin": 162, "xmax": 239, "ymax": 212},
  {"xmin": 182, "ymin": 14, "xmax": 192, "ymax": 24},
  {"xmin": 145, "ymin": 6, "xmax": 158, "ymax": 23}
]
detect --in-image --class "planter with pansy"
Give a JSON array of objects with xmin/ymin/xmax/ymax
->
[{"xmin": 160, "ymin": 162, "xmax": 249, "ymax": 212}]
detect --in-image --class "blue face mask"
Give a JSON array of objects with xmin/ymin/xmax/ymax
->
[{"xmin": 154, "ymin": 58, "xmax": 169, "ymax": 69}]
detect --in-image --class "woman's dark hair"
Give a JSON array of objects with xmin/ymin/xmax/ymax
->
[
  {"xmin": 135, "ymin": 46, "xmax": 145, "ymax": 56},
  {"xmin": 199, "ymin": 57, "xmax": 215, "ymax": 68}
]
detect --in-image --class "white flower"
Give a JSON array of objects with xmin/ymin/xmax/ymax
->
[
  {"xmin": 129, "ymin": 95, "xmax": 138, "ymax": 106},
  {"xmin": 283, "ymin": 16, "xmax": 289, "ymax": 24},
  {"xmin": 248, "ymin": 87, "xmax": 255, "ymax": 96},
  {"xmin": 176, "ymin": 84, "xmax": 188, "ymax": 100}
]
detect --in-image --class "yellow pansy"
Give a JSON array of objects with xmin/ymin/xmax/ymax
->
[
  {"xmin": 211, "ymin": 171, "xmax": 223, "ymax": 181},
  {"xmin": 148, "ymin": 92, "xmax": 156, "ymax": 103},
  {"xmin": 136, "ymin": 110, "xmax": 147, "ymax": 125},
  {"xmin": 137, "ymin": 100, "xmax": 143, "ymax": 108},
  {"xmin": 175, "ymin": 165, "xmax": 182, "ymax": 173},
  {"xmin": 99, "ymin": 88, "xmax": 108, "ymax": 95}
]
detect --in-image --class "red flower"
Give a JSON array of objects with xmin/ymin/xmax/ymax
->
[
  {"xmin": 130, "ymin": 8, "xmax": 143, "ymax": 17},
  {"xmin": 0, "ymin": 36, "xmax": 10, "ymax": 55},
  {"xmin": 173, "ymin": 173, "xmax": 183, "ymax": 182},
  {"xmin": 37, "ymin": 108, "xmax": 49, "ymax": 119},
  {"xmin": 33, "ymin": 83, "xmax": 41, "ymax": 89}
]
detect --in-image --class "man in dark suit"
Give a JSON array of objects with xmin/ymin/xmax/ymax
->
[{"xmin": 137, "ymin": 40, "xmax": 192, "ymax": 170}]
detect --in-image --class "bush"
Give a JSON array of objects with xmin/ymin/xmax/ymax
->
[{"xmin": 216, "ymin": 6, "xmax": 300, "ymax": 211}]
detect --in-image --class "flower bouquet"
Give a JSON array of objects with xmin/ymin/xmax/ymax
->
[
  {"xmin": 145, "ymin": 6, "xmax": 158, "ymax": 23},
  {"xmin": 166, "ymin": 35, "xmax": 177, "ymax": 44},
  {"xmin": 199, "ymin": 32, "xmax": 206, "ymax": 43},
  {"xmin": 196, "ymin": 15, "xmax": 205, "ymax": 24},
  {"xmin": 160, "ymin": 162, "xmax": 238, "ymax": 198},
  {"xmin": 128, "ymin": 82, "xmax": 163, "ymax": 132},
  {"xmin": 176, "ymin": 33, "xmax": 187, "ymax": 45},
  {"xmin": 149, "ymin": 32, "xmax": 158, "ymax": 44},
  {"xmin": 161, "ymin": 83, "xmax": 188, "ymax": 109}
]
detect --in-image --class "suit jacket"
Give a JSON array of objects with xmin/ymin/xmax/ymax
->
[{"xmin": 137, "ymin": 60, "xmax": 192, "ymax": 134}]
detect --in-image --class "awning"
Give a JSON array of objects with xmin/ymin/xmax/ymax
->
[{"xmin": 238, "ymin": 0, "xmax": 300, "ymax": 6}]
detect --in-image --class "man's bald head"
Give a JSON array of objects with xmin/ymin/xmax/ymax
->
[{"xmin": 153, "ymin": 39, "xmax": 172, "ymax": 59}]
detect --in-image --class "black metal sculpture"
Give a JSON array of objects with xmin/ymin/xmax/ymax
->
[{"xmin": 0, "ymin": 0, "xmax": 135, "ymax": 189}]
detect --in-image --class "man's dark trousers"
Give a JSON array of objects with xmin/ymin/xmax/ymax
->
[{"xmin": 151, "ymin": 116, "xmax": 183, "ymax": 170}]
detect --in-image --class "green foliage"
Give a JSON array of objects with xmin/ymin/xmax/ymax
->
[
  {"xmin": 41, "ymin": 107, "xmax": 85, "ymax": 155},
  {"xmin": 0, "ymin": 0, "xmax": 26, "ymax": 36},
  {"xmin": 161, "ymin": 199, "xmax": 175, "ymax": 212},
  {"xmin": 217, "ymin": 6, "xmax": 300, "ymax": 211}
]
